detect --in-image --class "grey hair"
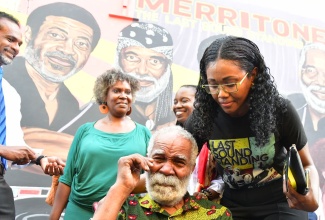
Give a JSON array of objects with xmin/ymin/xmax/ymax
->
[
  {"xmin": 298, "ymin": 42, "xmax": 325, "ymax": 72},
  {"xmin": 147, "ymin": 125, "xmax": 198, "ymax": 166},
  {"xmin": 93, "ymin": 68, "xmax": 140, "ymax": 104}
]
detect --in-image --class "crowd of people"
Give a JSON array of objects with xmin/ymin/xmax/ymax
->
[{"xmin": 0, "ymin": 6, "xmax": 323, "ymax": 220}]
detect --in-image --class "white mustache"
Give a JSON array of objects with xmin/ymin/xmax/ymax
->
[
  {"xmin": 125, "ymin": 72, "xmax": 156, "ymax": 83},
  {"xmin": 150, "ymin": 172, "xmax": 180, "ymax": 187},
  {"xmin": 308, "ymin": 84, "xmax": 325, "ymax": 93}
]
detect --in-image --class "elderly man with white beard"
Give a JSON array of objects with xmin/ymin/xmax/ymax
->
[
  {"xmin": 288, "ymin": 42, "xmax": 325, "ymax": 220},
  {"xmin": 4, "ymin": 2, "xmax": 101, "ymax": 135},
  {"xmin": 115, "ymin": 22, "xmax": 176, "ymax": 131},
  {"xmin": 288, "ymin": 42, "xmax": 325, "ymax": 147},
  {"xmin": 92, "ymin": 126, "xmax": 232, "ymax": 220}
]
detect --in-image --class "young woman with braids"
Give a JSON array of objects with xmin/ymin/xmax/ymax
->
[{"xmin": 185, "ymin": 36, "xmax": 319, "ymax": 219}]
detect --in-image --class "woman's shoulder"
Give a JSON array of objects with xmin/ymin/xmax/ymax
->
[
  {"xmin": 134, "ymin": 122, "xmax": 151, "ymax": 136},
  {"xmin": 76, "ymin": 122, "xmax": 96, "ymax": 134},
  {"xmin": 134, "ymin": 121, "xmax": 150, "ymax": 131}
]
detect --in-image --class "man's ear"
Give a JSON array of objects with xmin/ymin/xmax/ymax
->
[
  {"xmin": 191, "ymin": 163, "xmax": 196, "ymax": 173},
  {"xmin": 24, "ymin": 26, "xmax": 32, "ymax": 44}
]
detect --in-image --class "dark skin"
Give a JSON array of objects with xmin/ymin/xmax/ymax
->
[
  {"xmin": 0, "ymin": 146, "xmax": 35, "ymax": 165},
  {"xmin": 50, "ymin": 80, "xmax": 137, "ymax": 220},
  {"xmin": 204, "ymin": 58, "xmax": 319, "ymax": 211},
  {"xmin": 93, "ymin": 131, "xmax": 199, "ymax": 219},
  {"xmin": 283, "ymin": 146, "xmax": 318, "ymax": 212},
  {"xmin": 0, "ymin": 17, "xmax": 65, "ymax": 175},
  {"xmin": 93, "ymin": 154, "xmax": 153, "ymax": 219}
]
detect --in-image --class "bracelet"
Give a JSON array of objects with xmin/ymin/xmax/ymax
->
[
  {"xmin": 201, "ymin": 188, "xmax": 213, "ymax": 200},
  {"xmin": 35, "ymin": 155, "xmax": 46, "ymax": 166}
]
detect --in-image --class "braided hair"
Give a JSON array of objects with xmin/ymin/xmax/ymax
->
[{"xmin": 192, "ymin": 36, "xmax": 287, "ymax": 147}]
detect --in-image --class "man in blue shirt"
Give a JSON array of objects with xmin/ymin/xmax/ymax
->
[{"xmin": 0, "ymin": 11, "xmax": 65, "ymax": 219}]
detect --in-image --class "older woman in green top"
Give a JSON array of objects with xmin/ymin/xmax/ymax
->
[{"xmin": 50, "ymin": 69, "xmax": 151, "ymax": 220}]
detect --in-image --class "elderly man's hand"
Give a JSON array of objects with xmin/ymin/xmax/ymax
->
[
  {"xmin": 115, "ymin": 154, "xmax": 153, "ymax": 193},
  {"xmin": 40, "ymin": 156, "xmax": 65, "ymax": 176}
]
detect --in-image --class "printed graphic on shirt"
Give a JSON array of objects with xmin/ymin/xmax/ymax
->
[{"xmin": 210, "ymin": 134, "xmax": 281, "ymax": 189}]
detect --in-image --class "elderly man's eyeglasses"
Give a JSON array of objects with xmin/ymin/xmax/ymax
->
[
  {"xmin": 122, "ymin": 52, "xmax": 167, "ymax": 70},
  {"xmin": 202, "ymin": 72, "xmax": 249, "ymax": 94},
  {"xmin": 301, "ymin": 66, "xmax": 324, "ymax": 78}
]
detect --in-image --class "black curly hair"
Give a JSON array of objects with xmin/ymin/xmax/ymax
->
[{"xmin": 192, "ymin": 36, "xmax": 287, "ymax": 147}]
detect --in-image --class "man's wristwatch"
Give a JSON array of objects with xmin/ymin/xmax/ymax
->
[
  {"xmin": 35, "ymin": 155, "xmax": 46, "ymax": 166},
  {"xmin": 201, "ymin": 188, "xmax": 213, "ymax": 200}
]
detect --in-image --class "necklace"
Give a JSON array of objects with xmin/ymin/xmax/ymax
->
[
  {"xmin": 144, "ymin": 108, "xmax": 156, "ymax": 131},
  {"xmin": 145, "ymin": 119, "xmax": 155, "ymax": 130}
]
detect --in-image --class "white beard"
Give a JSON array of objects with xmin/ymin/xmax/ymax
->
[
  {"xmin": 0, "ymin": 53, "xmax": 13, "ymax": 65},
  {"xmin": 301, "ymin": 82, "xmax": 325, "ymax": 114},
  {"xmin": 124, "ymin": 65, "xmax": 171, "ymax": 103},
  {"xmin": 24, "ymin": 45, "xmax": 79, "ymax": 83},
  {"xmin": 145, "ymin": 172, "xmax": 190, "ymax": 207}
]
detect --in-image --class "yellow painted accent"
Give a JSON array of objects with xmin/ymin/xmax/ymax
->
[
  {"xmin": 64, "ymin": 71, "xmax": 96, "ymax": 105},
  {"xmin": 0, "ymin": 7, "xmax": 27, "ymax": 24},
  {"xmin": 91, "ymin": 40, "xmax": 117, "ymax": 63},
  {"xmin": 171, "ymin": 64, "xmax": 199, "ymax": 92}
]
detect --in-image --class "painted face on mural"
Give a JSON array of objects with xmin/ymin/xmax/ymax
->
[
  {"xmin": 120, "ymin": 46, "xmax": 170, "ymax": 103},
  {"xmin": 300, "ymin": 49, "xmax": 325, "ymax": 114},
  {"xmin": 25, "ymin": 16, "xmax": 93, "ymax": 83}
]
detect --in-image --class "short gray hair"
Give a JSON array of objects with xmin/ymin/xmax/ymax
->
[
  {"xmin": 93, "ymin": 68, "xmax": 140, "ymax": 104},
  {"xmin": 147, "ymin": 125, "xmax": 198, "ymax": 166},
  {"xmin": 298, "ymin": 42, "xmax": 325, "ymax": 73}
]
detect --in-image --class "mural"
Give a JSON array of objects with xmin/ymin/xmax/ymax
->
[{"xmin": 0, "ymin": 0, "xmax": 324, "ymax": 219}]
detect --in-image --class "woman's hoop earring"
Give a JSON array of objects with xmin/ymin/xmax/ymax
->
[
  {"xmin": 99, "ymin": 103, "xmax": 109, "ymax": 114},
  {"xmin": 126, "ymin": 106, "xmax": 132, "ymax": 116}
]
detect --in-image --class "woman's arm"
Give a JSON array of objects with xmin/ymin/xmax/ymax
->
[
  {"xmin": 284, "ymin": 145, "xmax": 319, "ymax": 212},
  {"xmin": 49, "ymin": 182, "xmax": 71, "ymax": 220}
]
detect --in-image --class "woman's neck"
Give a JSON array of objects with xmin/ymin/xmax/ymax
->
[{"xmin": 94, "ymin": 115, "xmax": 135, "ymax": 133}]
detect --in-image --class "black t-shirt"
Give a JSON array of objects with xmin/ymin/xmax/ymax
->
[{"xmin": 186, "ymin": 99, "xmax": 307, "ymax": 189}]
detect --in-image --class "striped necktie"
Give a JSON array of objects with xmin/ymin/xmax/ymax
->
[{"xmin": 0, "ymin": 67, "xmax": 7, "ymax": 169}]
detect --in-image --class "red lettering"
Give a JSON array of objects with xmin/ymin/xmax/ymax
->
[
  {"xmin": 136, "ymin": 0, "xmax": 324, "ymax": 45},
  {"xmin": 174, "ymin": 0, "xmax": 192, "ymax": 17},
  {"xmin": 240, "ymin": 11, "xmax": 250, "ymax": 29},
  {"xmin": 292, "ymin": 23, "xmax": 310, "ymax": 42},
  {"xmin": 138, "ymin": 0, "xmax": 169, "ymax": 13},
  {"xmin": 195, "ymin": 2, "xmax": 215, "ymax": 22},
  {"xmin": 311, "ymin": 27, "xmax": 325, "ymax": 43},
  {"xmin": 219, "ymin": 7, "xmax": 237, "ymax": 26},
  {"xmin": 253, "ymin": 15, "xmax": 270, "ymax": 32},
  {"xmin": 273, "ymin": 19, "xmax": 289, "ymax": 37}
]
